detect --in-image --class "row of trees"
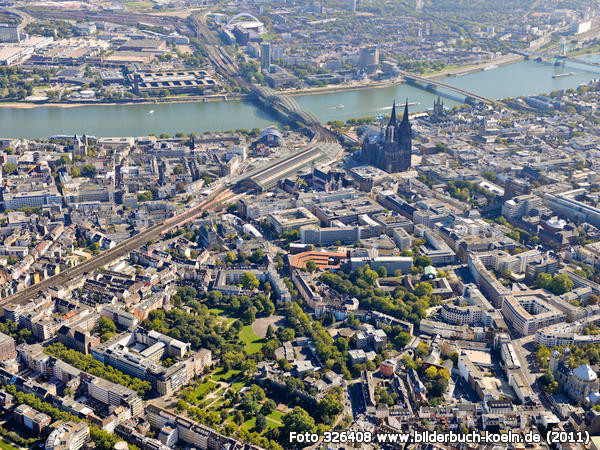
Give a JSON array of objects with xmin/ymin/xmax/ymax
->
[
  {"xmin": 44, "ymin": 343, "xmax": 152, "ymax": 396},
  {"xmin": 284, "ymin": 302, "xmax": 352, "ymax": 379}
]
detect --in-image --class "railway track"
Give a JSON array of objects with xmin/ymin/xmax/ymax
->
[{"xmin": 0, "ymin": 186, "xmax": 230, "ymax": 308}]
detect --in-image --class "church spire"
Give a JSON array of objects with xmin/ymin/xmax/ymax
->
[
  {"xmin": 388, "ymin": 100, "xmax": 397, "ymax": 127},
  {"xmin": 401, "ymin": 99, "xmax": 409, "ymax": 123}
]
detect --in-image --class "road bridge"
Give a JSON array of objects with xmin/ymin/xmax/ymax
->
[{"xmin": 399, "ymin": 70, "xmax": 495, "ymax": 104}]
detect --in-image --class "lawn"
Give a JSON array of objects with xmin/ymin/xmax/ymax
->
[
  {"xmin": 184, "ymin": 379, "xmax": 218, "ymax": 404},
  {"xmin": 241, "ymin": 417, "xmax": 256, "ymax": 431},
  {"xmin": 230, "ymin": 379, "xmax": 247, "ymax": 393},
  {"xmin": 209, "ymin": 308, "xmax": 236, "ymax": 327},
  {"xmin": 211, "ymin": 367, "xmax": 241, "ymax": 382},
  {"xmin": 125, "ymin": 0, "xmax": 154, "ymax": 9},
  {"xmin": 0, "ymin": 439, "xmax": 19, "ymax": 450},
  {"xmin": 239, "ymin": 325, "xmax": 264, "ymax": 354},
  {"xmin": 241, "ymin": 410, "xmax": 284, "ymax": 432},
  {"xmin": 195, "ymin": 380, "xmax": 217, "ymax": 397},
  {"xmin": 267, "ymin": 409, "xmax": 284, "ymax": 424}
]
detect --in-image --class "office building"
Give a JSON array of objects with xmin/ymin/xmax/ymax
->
[
  {"xmin": 261, "ymin": 42, "xmax": 271, "ymax": 71},
  {"xmin": 45, "ymin": 421, "xmax": 89, "ymax": 450},
  {"xmin": 0, "ymin": 24, "xmax": 20, "ymax": 43},
  {"xmin": 501, "ymin": 292, "xmax": 565, "ymax": 336},
  {"xmin": 86, "ymin": 375, "xmax": 143, "ymax": 417}
]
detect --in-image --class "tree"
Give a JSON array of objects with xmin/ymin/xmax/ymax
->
[
  {"xmin": 507, "ymin": 230, "xmax": 520, "ymax": 241},
  {"xmin": 425, "ymin": 366, "xmax": 438, "ymax": 380},
  {"xmin": 586, "ymin": 294, "xmax": 600, "ymax": 306},
  {"xmin": 305, "ymin": 261, "xmax": 317, "ymax": 273},
  {"xmin": 415, "ymin": 342, "xmax": 429, "ymax": 359},
  {"xmin": 448, "ymin": 352, "xmax": 459, "ymax": 365},
  {"xmin": 251, "ymin": 249, "xmax": 264, "ymax": 264},
  {"xmin": 241, "ymin": 272, "xmax": 259, "ymax": 290},
  {"xmin": 95, "ymin": 316, "xmax": 116, "ymax": 337},
  {"xmin": 173, "ymin": 163, "xmax": 185, "ymax": 175},
  {"xmin": 393, "ymin": 332, "xmax": 411, "ymax": 348},
  {"xmin": 550, "ymin": 274, "xmax": 574, "ymax": 295},
  {"xmin": 414, "ymin": 255, "xmax": 433, "ymax": 267},
  {"xmin": 260, "ymin": 398, "xmax": 277, "ymax": 416},
  {"xmin": 266, "ymin": 324, "xmax": 275, "ymax": 338},
  {"xmin": 71, "ymin": 166, "xmax": 81, "ymax": 177},
  {"xmin": 283, "ymin": 406, "xmax": 316, "ymax": 437},
  {"xmin": 401, "ymin": 354, "xmax": 416, "ymax": 370},
  {"xmin": 241, "ymin": 306, "xmax": 256, "ymax": 325},
  {"xmin": 90, "ymin": 427, "xmax": 122, "ymax": 450},
  {"xmin": 317, "ymin": 392, "xmax": 343, "ymax": 424},
  {"xmin": 482, "ymin": 170, "xmax": 496, "ymax": 182},
  {"xmin": 234, "ymin": 410, "xmax": 244, "ymax": 425},
  {"xmin": 278, "ymin": 328, "xmax": 295, "ymax": 342},
  {"xmin": 534, "ymin": 273, "xmax": 552, "ymax": 290},
  {"xmin": 242, "ymin": 359, "xmax": 257, "ymax": 377},
  {"xmin": 536, "ymin": 346, "xmax": 551, "ymax": 369},
  {"xmin": 430, "ymin": 376, "xmax": 449, "ymax": 397},
  {"xmin": 414, "ymin": 282, "xmax": 433, "ymax": 298},
  {"xmin": 377, "ymin": 266, "xmax": 387, "ymax": 278},
  {"xmin": 81, "ymin": 164, "xmax": 96, "ymax": 177},
  {"xmin": 255, "ymin": 413, "xmax": 267, "ymax": 432},
  {"xmin": 438, "ymin": 368, "xmax": 450, "ymax": 380},
  {"xmin": 2, "ymin": 163, "xmax": 17, "ymax": 175},
  {"xmin": 282, "ymin": 230, "xmax": 300, "ymax": 242},
  {"xmin": 364, "ymin": 268, "xmax": 379, "ymax": 285}
]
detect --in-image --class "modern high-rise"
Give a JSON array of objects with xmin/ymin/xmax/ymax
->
[
  {"xmin": 261, "ymin": 42, "xmax": 271, "ymax": 72},
  {"xmin": 361, "ymin": 101, "xmax": 412, "ymax": 173},
  {"xmin": 359, "ymin": 46, "xmax": 379, "ymax": 72}
]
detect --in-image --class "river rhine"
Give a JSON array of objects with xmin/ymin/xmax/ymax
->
[{"xmin": 1, "ymin": 56, "xmax": 600, "ymax": 139}]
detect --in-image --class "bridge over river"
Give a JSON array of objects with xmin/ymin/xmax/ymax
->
[{"xmin": 398, "ymin": 70, "xmax": 496, "ymax": 105}]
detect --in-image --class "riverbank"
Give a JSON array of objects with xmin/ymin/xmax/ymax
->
[
  {"xmin": 0, "ymin": 92, "xmax": 247, "ymax": 109},
  {"xmin": 284, "ymin": 78, "xmax": 403, "ymax": 97},
  {"xmin": 427, "ymin": 53, "xmax": 525, "ymax": 79},
  {"xmin": 0, "ymin": 54, "xmax": 526, "ymax": 109}
]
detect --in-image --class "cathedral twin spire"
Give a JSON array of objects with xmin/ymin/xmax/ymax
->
[
  {"xmin": 385, "ymin": 100, "xmax": 410, "ymax": 143},
  {"xmin": 362, "ymin": 99, "xmax": 412, "ymax": 173}
]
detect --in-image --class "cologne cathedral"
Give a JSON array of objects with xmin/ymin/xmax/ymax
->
[{"xmin": 361, "ymin": 101, "xmax": 412, "ymax": 173}]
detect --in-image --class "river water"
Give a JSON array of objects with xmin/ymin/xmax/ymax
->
[{"xmin": 1, "ymin": 56, "xmax": 599, "ymax": 138}]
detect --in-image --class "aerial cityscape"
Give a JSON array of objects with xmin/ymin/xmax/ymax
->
[{"xmin": 3, "ymin": 0, "xmax": 600, "ymax": 449}]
